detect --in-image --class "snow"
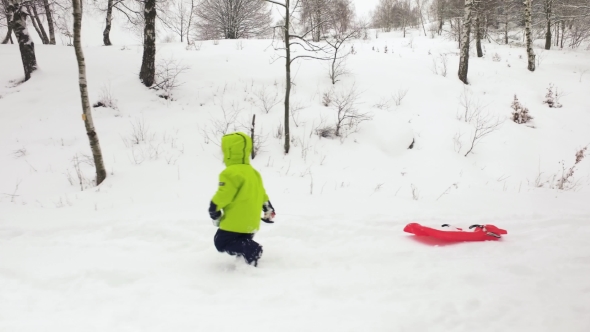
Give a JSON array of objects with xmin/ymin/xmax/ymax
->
[{"xmin": 2, "ymin": 22, "xmax": 590, "ymax": 331}]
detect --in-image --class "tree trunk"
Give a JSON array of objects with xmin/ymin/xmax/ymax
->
[
  {"xmin": 103, "ymin": 0, "xmax": 113, "ymax": 46},
  {"xmin": 29, "ymin": 3, "xmax": 49, "ymax": 44},
  {"xmin": 437, "ymin": 0, "xmax": 443, "ymax": 35},
  {"xmin": 284, "ymin": 0, "xmax": 291, "ymax": 154},
  {"xmin": 139, "ymin": 0, "xmax": 156, "ymax": 87},
  {"xmin": 560, "ymin": 20, "xmax": 564, "ymax": 48},
  {"xmin": 186, "ymin": 0, "xmax": 194, "ymax": 45},
  {"xmin": 42, "ymin": 0, "xmax": 55, "ymax": 44},
  {"xmin": 72, "ymin": 0, "xmax": 107, "ymax": 186},
  {"xmin": 8, "ymin": 0, "xmax": 38, "ymax": 81},
  {"xmin": 475, "ymin": 7, "xmax": 483, "ymax": 57},
  {"xmin": 544, "ymin": 0, "xmax": 552, "ymax": 50},
  {"xmin": 2, "ymin": 0, "xmax": 13, "ymax": 44},
  {"xmin": 458, "ymin": 0, "xmax": 473, "ymax": 84},
  {"xmin": 524, "ymin": 0, "xmax": 535, "ymax": 71},
  {"xmin": 417, "ymin": 0, "xmax": 427, "ymax": 36}
]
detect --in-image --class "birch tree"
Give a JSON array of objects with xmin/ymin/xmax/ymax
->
[
  {"xmin": 457, "ymin": 0, "xmax": 473, "ymax": 84},
  {"xmin": 139, "ymin": 0, "xmax": 156, "ymax": 86},
  {"xmin": 7, "ymin": 0, "xmax": 37, "ymax": 80},
  {"xmin": 103, "ymin": 0, "xmax": 113, "ymax": 45},
  {"xmin": 72, "ymin": 0, "xmax": 107, "ymax": 185},
  {"xmin": 524, "ymin": 0, "xmax": 535, "ymax": 71}
]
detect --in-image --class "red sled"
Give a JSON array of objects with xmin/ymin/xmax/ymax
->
[{"xmin": 404, "ymin": 223, "xmax": 508, "ymax": 242}]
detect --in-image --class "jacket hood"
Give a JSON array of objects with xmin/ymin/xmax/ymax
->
[{"xmin": 221, "ymin": 132, "xmax": 252, "ymax": 166}]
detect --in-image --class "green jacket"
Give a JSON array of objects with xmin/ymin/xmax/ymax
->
[{"xmin": 211, "ymin": 132, "xmax": 269, "ymax": 233}]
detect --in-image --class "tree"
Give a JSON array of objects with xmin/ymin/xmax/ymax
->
[
  {"xmin": 263, "ymin": 0, "xmax": 333, "ymax": 154},
  {"xmin": 372, "ymin": 0, "xmax": 418, "ymax": 34},
  {"xmin": 42, "ymin": 0, "xmax": 55, "ymax": 44},
  {"xmin": 497, "ymin": 0, "xmax": 519, "ymax": 44},
  {"xmin": 524, "ymin": 0, "xmax": 535, "ymax": 71},
  {"xmin": 543, "ymin": 0, "xmax": 552, "ymax": 49},
  {"xmin": 326, "ymin": 23, "xmax": 362, "ymax": 84},
  {"xmin": 72, "ymin": 0, "xmax": 107, "ymax": 185},
  {"xmin": 160, "ymin": 0, "xmax": 196, "ymax": 43},
  {"xmin": 458, "ymin": 0, "xmax": 473, "ymax": 84},
  {"xmin": 474, "ymin": 0, "xmax": 483, "ymax": 57},
  {"xmin": 1, "ymin": 0, "xmax": 15, "ymax": 44},
  {"xmin": 7, "ymin": 0, "xmax": 37, "ymax": 80},
  {"xmin": 194, "ymin": 0, "xmax": 272, "ymax": 40},
  {"xmin": 415, "ymin": 0, "xmax": 427, "ymax": 36},
  {"xmin": 301, "ymin": 0, "xmax": 333, "ymax": 41},
  {"xmin": 103, "ymin": 0, "xmax": 113, "ymax": 45},
  {"xmin": 139, "ymin": 0, "xmax": 156, "ymax": 87}
]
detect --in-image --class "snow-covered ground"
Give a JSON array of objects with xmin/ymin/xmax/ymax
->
[{"xmin": 1, "ymin": 22, "xmax": 590, "ymax": 331}]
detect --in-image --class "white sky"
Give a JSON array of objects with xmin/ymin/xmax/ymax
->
[{"xmin": 352, "ymin": 0, "xmax": 379, "ymax": 19}]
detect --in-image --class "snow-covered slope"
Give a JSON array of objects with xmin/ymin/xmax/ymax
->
[{"xmin": 1, "ymin": 26, "xmax": 590, "ymax": 331}]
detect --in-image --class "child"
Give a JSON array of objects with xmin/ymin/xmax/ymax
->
[{"xmin": 209, "ymin": 132, "xmax": 275, "ymax": 266}]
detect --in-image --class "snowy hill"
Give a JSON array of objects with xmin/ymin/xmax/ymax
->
[{"xmin": 1, "ymin": 21, "xmax": 590, "ymax": 331}]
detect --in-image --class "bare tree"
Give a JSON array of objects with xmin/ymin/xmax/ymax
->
[
  {"xmin": 103, "ymin": 0, "xmax": 113, "ymax": 45},
  {"xmin": 72, "ymin": 0, "xmax": 107, "ymax": 185},
  {"xmin": 325, "ymin": 24, "xmax": 361, "ymax": 84},
  {"xmin": 301, "ymin": 0, "xmax": 332, "ymax": 42},
  {"xmin": 1, "ymin": 0, "xmax": 14, "ymax": 44},
  {"xmin": 524, "ymin": 0, "xmax": 535, "ymax": 71},
  {"xmin": 415, "ymin": 0, "xmax": 427, "ymax": 36},
  {"xmin": 43, "ymin": 0, "xmax": 55, "ymax": 44},
  {"xmin": 7, "ymin": 0, "xmax": 37, "ymax": 80},
  {"xmin": 474, "ymin": 0, "xmax": 483, "ymax": 57},
  {"xmin": 262, "ymin": 0, "xmax": 335, "ymax": 153},
  {"xmin": 140, "ymin": 0, "xmax": 156, "ymax": 86},
  {"xmin": 543, "ymin": 0, "xmax": 553, "ymax": 49},
  {"xmin": 26, "ymin": 0, "xmax": 49, "ymax": 44},
  {"xmin": 160, "ymin": 0, "xmax": 195, "ymax": 43},
  {"xmin": 458, "ymin": 0, "xmax": 473, "ymax": 84},
  {"xmin": 194, "ymin": 0, "xmax": 272, "ymax": 40},
  {"xmin": 372, "ymin": 0, "xmax": 418, "ymax": 34},
  {"xmin": 332, "ymin": 84, "xmax": 371, "ymax": 137},
  {"xmin": 330, "ymin": 0, "xmax": 354, "ymax": 35}
]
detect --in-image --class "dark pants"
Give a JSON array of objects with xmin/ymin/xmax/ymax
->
[{"xmin": 214, "ymin": 229, "xmax": 263, "ymax": 266}]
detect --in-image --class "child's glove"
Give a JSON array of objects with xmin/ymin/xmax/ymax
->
[
  {"xmin": 262, "ymin": 210, "xmax": 276, "ymax": 223},
  {"xmin": 209, "ymin": 201, "xmax": 222, "ymax": 227},
  {"xmin": 262, "ymin": 201, "xmax": 276, "ymax": 223}
]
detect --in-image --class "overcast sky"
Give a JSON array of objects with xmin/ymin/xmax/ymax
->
[{"xmin": 352, "ymin": 0, "xmax": 379, "ymax": 19}]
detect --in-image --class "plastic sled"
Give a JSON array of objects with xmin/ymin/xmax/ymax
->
[{"xmin": 404, "ymin": 223, "xmax": 508, "ymax": 242}]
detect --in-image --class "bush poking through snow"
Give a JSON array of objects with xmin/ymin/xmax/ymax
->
[
  {"xmin": 316, "ymin": 126, "xmax": 336, "ymax": 139},
  {"xmin": 464, "ymin": 111, "xmax": 503, "ymax": 157},
  {"xmin": 555, "ymin": 147, "xmax": 588, "ymax": 190},
  {"xmin": 492, "ymin": 53, "xmax": 501, "ymax": 62},
  {"xmin": 431, "ymin": 53, "xmax": 448, "ymax": 77},
  {"xmin": 332, "ymin": 85, "xmax": 371, "ymax": 138},
  {"xmin": 124, "ymin": 118, "xmax": 154, "ymax": 146},
  {"xmin": 200, "ymin": 100, "xmax": 242, "ymax": 146},
  {"xmin": 393, "ymin": 88, "xmax": 409, "ymax": 106},
  {"xmin": 254, "ymin": 85, "xmax": 281, "ymax": 114},
  {"xmin": 322, "ymin": 89, "xmax": 333, "ymax": 107},
  {"xmin": 543, "ymin": 84, "xmax": 563, "ymax": 108},
  {"xmin": 93, "ymin": 84, "xmax": 118, "ymax": 110},
  {"xmin": 151, "ymin": 58, "xmax": 190, "ymax": 100},
  {"xmin": 186, "ymin": 41, "xmax": 203, "ymax": 51},
  {"xmin": 511, "ymin": 95, "xmax": 533, "ymax": 124}
]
